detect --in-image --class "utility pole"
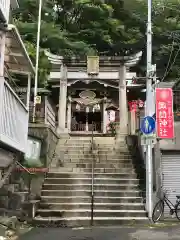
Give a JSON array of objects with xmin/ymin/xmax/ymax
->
[
  {"xmin": 146, "ymin": 0, "xmax": 154, "ymax": 221},
  {"xmin": 33, "ymin": 0, "xmax": 42, "ymax": 122}
]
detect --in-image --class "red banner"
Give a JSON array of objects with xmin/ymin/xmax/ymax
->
[{"xmin": 156, "ymin": 88, "xmax": 174, "ymax": 139}]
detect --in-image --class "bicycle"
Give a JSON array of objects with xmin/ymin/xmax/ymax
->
[{"xmin": 152, "ymin": 188, "xmax": 180, "ymax": 222}]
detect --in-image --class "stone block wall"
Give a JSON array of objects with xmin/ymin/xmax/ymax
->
[{"xmin": 0, "ymin": 124, "xmax": 59, "ymax": 218}]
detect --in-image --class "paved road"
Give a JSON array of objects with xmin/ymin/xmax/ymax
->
[{"xmin": 19, "ymin": 226, "xmax": 180, "ymax": 240}]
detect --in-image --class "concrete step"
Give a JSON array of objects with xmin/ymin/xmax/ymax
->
[
  {"xmin": 63, "ymin": 155, "xmax": 132, "ymax": 160},
  {"xmin": 39, "ymin": 202, "xmax": 145, "ymax": 211},
  {"xmin": 63, "ymin": 152, "xmax": 131, "ymax": 156},
  {"xmin": 63, "ymin": 147, "xmax": 128, "ymax": 152},
  {"xmin": 36, "ymin": 209, "xmax": 147, "ymax": 218},
  {"xmin": 42, "ymin": 183, "xmax": 139, "ymax": 191},
  {"xmin": 49, "ymin": 168, "xmax": 136, "ymax": 173},
  {"xmin": 44, "ymin": 177, "xmax": 140, "ymax": 185},
  {"xmin": 66, "ymin": 141, "xmax": 91, "ymax": 144},
  {"xmin": 55, "ymin": 162, "xmax": 134, "ymax": 169},
  {"xmin": 69, "ymin": 157, "xmax": 133, "ymax": 163},
  {"xmin": 33, "ymin": 216, "xmax": 148, "ymax": 226},
  {"xmin": 41, "ymin": 189, "xmax": 142, "ymax": 197},
  {"xmin": 47, "ymin": 172, "xmax": 137, "ymax": 178},
  {"xmin": 41, "ymin": 196, "xmax": 143, "ymax": 204},
  {"xmin": 97, "ymin": 149, "xmax": 129, "ymax": 154},
  {"xmin": 60, "ymin": 145, "xmax": 91, "ymax": 149}
]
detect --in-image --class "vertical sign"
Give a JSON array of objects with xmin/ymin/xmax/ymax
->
[
  {"xmin": 87, "ymin": 56, "xmax": 99, "ymax": 74},
  {"xmin": 156, "ymin": 88, "xmax": 174, "ymax": 139}
]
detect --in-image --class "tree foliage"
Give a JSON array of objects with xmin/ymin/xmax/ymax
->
[{"xmin": 13, "ymin": 0, "xmax": 180, "ymax": 85}]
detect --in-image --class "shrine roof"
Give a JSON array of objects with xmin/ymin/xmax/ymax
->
[{"xmin": 45, "ymin": 51, "xmax": 142, "ymax": 68}]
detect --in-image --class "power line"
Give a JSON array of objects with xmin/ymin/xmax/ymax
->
[
  {"xmin": 161, "ymin": 39, "xmax": 175, "ymax": 82},
  {"xmin": 162, "ymin": 42, "xmax": 180, "ymax": 82}
]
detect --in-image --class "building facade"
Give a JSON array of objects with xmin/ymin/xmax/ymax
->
[{"xmin": 0, "ymin": 0, "xmax": 34, "ymax": 159}]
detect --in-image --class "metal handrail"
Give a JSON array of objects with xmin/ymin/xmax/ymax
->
[
  {"xmin": 15, "ymin": 161, "xmax": 34, "ymax": 175},
  {"xmin": 15, "ymin": 161, "xmax": 34, "ymax": 199},
  {"xmin": 91, "ymin": 122, "xmax": 95, "ymax": 226}
]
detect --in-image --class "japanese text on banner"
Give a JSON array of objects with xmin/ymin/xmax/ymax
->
[{"xmin": 156, "ymin": 88, "xmax": 174, "ymax": 139}]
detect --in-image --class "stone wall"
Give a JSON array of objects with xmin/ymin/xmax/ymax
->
[
  {"xmin": 0, "ymin": 124, "xmax": 59, "ymax": 218},
  {"xmin": 27, "ymin": 124, "xmax": 59, "ymax": 197},
  {"xmin": 28, "ymin": 123, "xmax": 59, "ymax": 167}
]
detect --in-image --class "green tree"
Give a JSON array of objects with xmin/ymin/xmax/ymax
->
[{"xmin": 13, "ymin": 0, "xmax": 180, "ymax": 83}]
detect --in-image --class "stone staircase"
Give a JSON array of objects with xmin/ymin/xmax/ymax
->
[{"xmin": 34, "ymin": 136, "xmax": 147, "ymax": 226}]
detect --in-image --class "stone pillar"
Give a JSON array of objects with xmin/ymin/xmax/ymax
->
[
  {"xmin": 103, "ymin": 97, "xmax": 107, "ymax": 134},
  {"xmin": 116, "ymin": 64, "xmax": 128, "ymax": 145},
  {"xmin": 67, "ymin": 96, "xmax": 71, "ymax": 132},
  {"xmin": 119, "ymin": 65, "xmax": 128, "ymax": 134},
  {"xmin": 130, "ymin": 110, "xmax": 136, "ymax": 135},
  {"xmin": 57, "ymin": 64, "xmax": 68, "ymax": 133},
  {"xmin": 86, "ymin": 106, "xmax": 89, "ymax": 132}
]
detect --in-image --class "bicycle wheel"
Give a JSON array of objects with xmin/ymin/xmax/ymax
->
[
  {"xmin": 152, "ymin": 200, "xmax": 164, "ymax": 222},
  {"xmin": 175, "ymin": 201, "xmax": 180, "ymax": 220}
]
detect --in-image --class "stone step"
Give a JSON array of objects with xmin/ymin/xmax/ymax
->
[
  {"xmin": 44, "ymin": 177, "xmax": 140, "ymax": 185},
  {"xmin": 69, "ymin": 158, "xmax": 133, "ymax": 163},
  {"xmin": 67, "ymin": 141, "xmax": 91, "ymax": 144},
  {"xmin": 36, "ymin": 209, "xmax": 147, "ymax": 218},
  {"xmin": 54, "ymin": 162, "xmax": 134, "ymax": 169},
  {"xmin": 42, "ymin": 183, "xmax": 139, "ymax": 191},
  {"xmin": 97, "ymin": 149, "xmax": 129, "ymax": 153},
  {"xmin": 63, "ymin": 147, "xmax": 128, "ymax": 152},
  {"xmin": 61, "ymin": 145, "xmax": 91, "ymax": 149},
  {"xmin": 33, "ymin": 216, "xmax": 148, "ymax": 226},
  {"xmin": 49, "ymin": 168, "xmax": 136, "ymax": 173},
  {"xmin": 41, "ymin": 189, "xmax": 142, "ymax": 197},
  {"xmin": 63, "ymin": 155, "xmax": 132, "ymax": 160},
  {"xmin": 63, "ymin": 152, "xmax": 131, "ymax": 156},
  {"xmin": 38, "ymin": 202, "xmax": 145, "ymax": 211},
  {"xmin": 41, "ymin": 196, "xmax": 143, "ymax": 204},
  {"xmin": 47, "ymin": 172, "xmax": 137, "ymax": 178}
]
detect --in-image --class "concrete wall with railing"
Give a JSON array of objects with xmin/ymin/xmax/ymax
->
[
  {"xmin": 0, "ymin": 77, "xmax": 28, "ymax": 153},
  {"xmin": 0, "ymin": 0, "xmax": 10, "ymax": 23},
  {"xmin": 29, "ymin": 95, "xmax": 56, "ymax": 133}
]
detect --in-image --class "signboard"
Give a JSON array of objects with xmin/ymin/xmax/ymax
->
[
  {"xmin": 87, "ymin": 56, "xmax": 99, "ymax": 74},
  {"xmin": 35, "ymin": 96, "xmax": 41, "ymax": 104},
  {"xmin": 140, "ymin": 116, "xmax": 156, "ymax": 135},
  {"xmin": 156, "ymin": 88, "xmax": 174, "ymax": 139}
]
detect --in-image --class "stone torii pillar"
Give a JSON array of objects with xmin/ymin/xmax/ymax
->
[
  {"xmin": 57, "ymin": 64, "xmax": 68, "ymax": 133},
  {"xmin": 119, "ymin": 65, "xmax": 128, "ymax": 135},
  {"xmin": 116, "ymin": 52, "xmax": 142, "ymax": 145}
]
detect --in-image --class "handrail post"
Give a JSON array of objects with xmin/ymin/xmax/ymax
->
[
  {"xmin": 28, "ymin": 173, "xmax": 31, "ymax": 200},
  {"xmin": 91, "ymin": 121, "xmax": 94, "ymax": 226},
  {"xmin": 15, "ymin": 161, "xmax": 33, "ymax": 200}
]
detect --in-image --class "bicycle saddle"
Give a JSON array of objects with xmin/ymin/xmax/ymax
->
[{"xmin": 176, "ymin": 195, "xmax": 180, "ymax": 199}]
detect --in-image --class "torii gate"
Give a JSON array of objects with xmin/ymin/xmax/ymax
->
[{"xmin": 45, "ymin": 51, "xmax": 143, "ymax": 137}]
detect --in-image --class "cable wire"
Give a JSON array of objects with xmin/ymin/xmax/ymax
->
[
  {"xmin": 161, "ymin": 38, "xmax": 175, "ymax": 81},
  {"xmin": 162, "ymin": 42, "xmax": 180, "ymax": 82}
]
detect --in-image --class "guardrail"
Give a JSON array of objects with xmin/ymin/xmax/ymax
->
[
  {"xmin": 0, "ymin": 78, "xmax": 28, "ymax": 153},
  {"xmin": 0, "ymin": 0, "xmax": 10, "ymax": 23}
]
